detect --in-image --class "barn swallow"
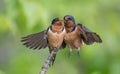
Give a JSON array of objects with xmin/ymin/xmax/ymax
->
[
  {"xmin": 21, "ymin": 18, "xmax": 66, "ymax": 65},
  {"xmin": 63, "ymin": 15, "xmax": 102, "ymax": 56}
]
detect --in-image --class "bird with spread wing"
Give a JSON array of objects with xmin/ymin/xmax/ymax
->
[
  {"xmin": 64, "ymin": 15, "xmax": 102, "ymax": 56},
  {"xmin": 21, "ymin": 18, "xmax": 66, "ymax": 65}
]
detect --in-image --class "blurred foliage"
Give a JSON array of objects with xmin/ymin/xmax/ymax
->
[{"xmin": 0, "ymin": 0, "xmax": 120, "ymax": 74}]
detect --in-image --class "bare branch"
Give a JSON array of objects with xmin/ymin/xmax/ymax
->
[{"xmin": 39, "ymin": 48, "xmax": 57, "ymax": 74}]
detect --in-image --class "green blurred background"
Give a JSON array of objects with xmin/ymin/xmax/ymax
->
[{"xmin": 0, "ymin": 0, "xmax": 120, "ymax": 74}]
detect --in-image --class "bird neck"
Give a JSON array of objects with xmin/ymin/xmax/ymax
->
[
  {"xmin": 65, "ymin": 24, "xmax": 76, "ymax": 33},
  {"xmin": 50, "ymin": 25, "xmax": 63, "ymax": 33}
]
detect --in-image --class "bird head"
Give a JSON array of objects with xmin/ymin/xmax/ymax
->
[
  {"xmin": 51, "ymin": 18, "xmax": 63, "ymax": 26},
  {"xmin": 51, "ymin": 18, "xmax": 64, "ymax": 32},
  {"xmin": 64, "ymin": 15, "xmax": 76, "ymax": 28}
]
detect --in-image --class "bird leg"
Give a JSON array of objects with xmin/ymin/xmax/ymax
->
[
  {"xmin": 68, "ymin": 48, "xmax": 72, "ymax": 57},
  {"xmin": 77, "ymin": 51, "xmax": 80, "ymax": 57},
  {"xmin": 77, "ymin": 48, "xmax": 80, "ymax": 57}
]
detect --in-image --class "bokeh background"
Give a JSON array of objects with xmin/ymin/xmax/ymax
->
[{"xmin": 0, "ymin": 0, "xmax": 120, "ymax": 74}]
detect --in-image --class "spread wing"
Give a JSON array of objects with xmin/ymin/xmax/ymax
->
[
  {"xmin": 77, "ymin": 23, "xmax": 102, "ymax": 45},
  {"xmin": 21, "ymin": 30, "xmax": 48, "ymax": 49}
]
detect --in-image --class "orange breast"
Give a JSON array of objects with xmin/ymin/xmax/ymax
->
[
  {"xmin": 64, "ymin": 27, "xmax": 83, "ymax": 49},
  {"xmin": 51, "ymin": 25, "xmax": 63, "ymax": 33}
]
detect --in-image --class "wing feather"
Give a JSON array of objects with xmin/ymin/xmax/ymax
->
[
  {"xmin": 77, "ymin": 23, "xmax": 102, "ymax": 45},
  {"xmin": 21, "ymin": 30, "xmax": 48, "ymax": 50}
]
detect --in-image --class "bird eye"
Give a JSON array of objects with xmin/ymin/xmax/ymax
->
[
  {"xmin": 65, "ymin": 17, "xmax": 71, "ymax": 21},
  {"xmin": 68, "ymin": 18, "xmax": 71, "ymax": 20},
  {"xmin": 67, "ymin": 18, "xmax": 72, "ymax": 20}
]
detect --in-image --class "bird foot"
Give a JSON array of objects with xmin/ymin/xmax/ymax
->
[{"xmin": 77, "ymin": 51, "xmax": 80, "ymax": 57}]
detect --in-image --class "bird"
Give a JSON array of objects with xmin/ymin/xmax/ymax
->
[
  {"xmin": 21, "ymin": 18, "xmax": 66, "ymax": 65},
  {"xmin": 63, "ymin": 15, "xmax": 102, "ymax": 56}
]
